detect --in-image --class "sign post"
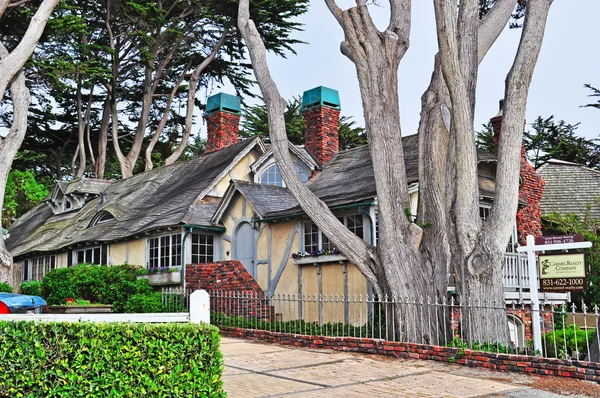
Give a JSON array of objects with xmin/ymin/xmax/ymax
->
[{"xmin": 517, "ymin": 235, "xmax": 592, "ymax": 354}]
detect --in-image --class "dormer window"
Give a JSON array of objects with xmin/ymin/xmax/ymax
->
[
  {"xmin": 260, "ymin": 163, "xmax": 309, "ymax": 187},
  {"xmin": 89, "ymin": 211, "xmax": 116, "ymax": 227}
]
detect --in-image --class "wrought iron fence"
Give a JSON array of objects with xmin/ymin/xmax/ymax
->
[
  {"xmin": 161, "ymin": 287, "xmax": 193, "ymax": 313},
  {"xmin": 206, "ymin": 290, "xmax": 600, "ymax": 362}
]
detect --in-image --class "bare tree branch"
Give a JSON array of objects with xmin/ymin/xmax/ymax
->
[
  {"xmin": 238, "ymin": 0, "xmax": 379, "ymax": 289},
  {"xmin": 388, "ymin": 0, "xmax": 411, "ymax": 41},
  {"xmin": 0, "ymin": 0, "xmax": 59, "ymax": 103},
  {"xmin": 164, "ymin": 28, "xmax": 229, "ymax": 167},
  {"xmin": 324, "ymin": 0, "xmax": 343, "ymax": 26},
  {"xmin": 484, "ymin": 0, "xmax": 553, "ymax": 246},
  {"xmin": 478, "ymin": 0, "xmax": 518, "ymax": 62}
]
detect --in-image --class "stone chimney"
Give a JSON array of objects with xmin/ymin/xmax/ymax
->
[
  {"xmin": 489, "ymin": 100, "xmax": 545, "ymax": 244},
  {"xmin": 205, "ymin": 93, "xmax": 241, "ymax": 153},
  {"xmin": 301, "ymin": 86, "xmax": 341, "ymax": 166}
]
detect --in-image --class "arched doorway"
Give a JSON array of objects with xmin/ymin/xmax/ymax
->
[
  {"xmin": 235, "ymin": 222, "xmax": 255, "ymax": 277},
  {"xmin": 507, "ymin": 314, "xmax": 526, "ymax": 349}
]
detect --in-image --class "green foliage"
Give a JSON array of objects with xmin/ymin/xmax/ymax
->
[
  {"xmin": 240, "ymin": 96, "xmax": 367, "ymax": 149},
  {"xmin": 583, "ymin": 84, "xmax": 600, "ymax": 110},
  {"xmin": 542, "ymin": 325, "xmax": 597, "ymax": 359},
  {"xmin": 41, "ymin": 264, "xmax": 152, "ymax": 312},
  {"xmin": 524, "ymin": 116, "xmax": 599, "ymax": 169},
  {"xmin": 123, "ymin": 292, "xmax": 167, "ymax": 313},
  {"xmin": 2, "ymin": 170, "xmax": 49, "ymax": 227},
  {"xmin": 19, "ymin": 281, "xmax": 42, "ymax": 296},
  {"xmin": 475, "ymin": 122, "xmax": 495, "ymax": 153},
  {"xmin": 0, "ymin": 283, "xmax": 13, "ymax": 293},
  {"xmin": 476, "ymin": 116, "xmax": 600, "ymax": 170},
  {"xmin": 0, "ymin": 321, "xmax": 225, "ymax": 397}
]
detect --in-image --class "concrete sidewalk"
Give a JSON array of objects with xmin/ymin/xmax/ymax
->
[{"xmin": 221, "ymin": 337, "xmax": 569, "ymax": 398}]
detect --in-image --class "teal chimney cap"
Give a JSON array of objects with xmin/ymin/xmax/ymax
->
[
  {"xmin": 206, "ymin": 93, "xmax": 241, "ymax": 115},
  {"xmin": 301, "ymin": 86, "xmax": 341, "ymax": 112}
]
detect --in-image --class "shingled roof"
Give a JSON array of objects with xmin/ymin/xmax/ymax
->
[
  {"xmin": 7, "ymin": 138, "xmax": 263, "ymax": 258},
  {"xmin": 217, "ymin": 135, "xmax": 497, "ymax": 219},
  {"xmin": 538, "ymin": 159, "xmax": 600, "ymax": 219}
]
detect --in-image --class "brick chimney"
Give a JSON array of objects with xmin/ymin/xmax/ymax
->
[
  {"xmin": 205, "ymin": 93, "xmax": 241, "ymax": 153},
  {"xmin": 490, "ymin": 100, "xmax": 545, "ymax": 244},
  {"xmin": 301, "ymin": 86, "xmax": 340, "ymax": 166}
]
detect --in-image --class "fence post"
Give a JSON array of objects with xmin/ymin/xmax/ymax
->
[{"xmin": 190, "ymin": 290, "xmax": 210, "ymax": 324}]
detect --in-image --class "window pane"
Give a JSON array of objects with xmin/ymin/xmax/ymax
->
[
  {"xmin": 304, "ymin": 222, "xmax": 319, "ymax": 252},
  {"xmin": 171, "ymin": 234, "xmax": 182, "ymax": 267},
  {"xmin": 149, "ymin": 238, "xmax": 159, "ymax": 268},
  {"xmin": 77, "ymin": 250, "xmax": 84, "ymax": 265},
  {"xmin": 160, "ymin": 236, "xmax": 170, "ymax": 266},
  {"xmin": 261, "ymin": 164, "xmax": 284, "ymax": 187},
  {"xmin": 295, "ymin": 164, "xmax": 309, "ymax": 183},
  {"xmin": 191, "ymin": 233, "xmax": 214, "ymax": 263},
  {"xmin": 93, "ymin": 248, "xmax": 101, "ymax": 265}
]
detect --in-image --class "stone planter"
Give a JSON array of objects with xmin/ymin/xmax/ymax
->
[
  {"xmin": 137, "ymin": 272, "xmax": 181, "ymax": 286},
  {"xmin": 49, "ymin": 305, "xmax": 113, "ymax": 314}
]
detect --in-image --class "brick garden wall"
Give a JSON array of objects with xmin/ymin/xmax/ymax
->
[
  {"xmin": 220, "ymin": 327, "xmax": 600, "ymax": 383},
  {"xmin": 186, "ymin": 261, "xmax": 269, "ymax": 320}
]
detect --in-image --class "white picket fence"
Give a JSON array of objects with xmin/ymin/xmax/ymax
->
[{"xmin": 0, "ymin": 290, "xmax": 210, "ymax": 324}]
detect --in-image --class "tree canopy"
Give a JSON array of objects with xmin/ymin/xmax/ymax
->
[{"xmin": 476, "ymin": 116, "xmax": 600, "ymax": 169}]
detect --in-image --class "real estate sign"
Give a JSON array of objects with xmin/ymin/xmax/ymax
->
[{"xmin": 539, "ymin": 253, "xmax": 587, "ymax": 292}]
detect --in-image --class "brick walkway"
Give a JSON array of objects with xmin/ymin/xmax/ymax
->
[{"xmin": 221, "ymin": 337, "xmax": 567, "ymax": 397}]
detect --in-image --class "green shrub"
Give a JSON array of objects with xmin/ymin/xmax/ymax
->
[
  {"xmin": 0, "ymin": 321, "xmax": 225, "ymax": 397},
  {"xmin": 19, "ymin": 280, "xmax": 42, "ymax": 296},
  {"xmin": 0, "ymin": 282, "xmax": 12, "ymax": 293},
  {"xmin": 123, "ymin": 293, "xmax": 167, "ymax": 313},
  {"xmin": 542, "ymin": 325, "xmax": 597, "ymax": 359},
  {"xmin": 42, "ymin": 264, "xmax": 152, "ymax": 312}
]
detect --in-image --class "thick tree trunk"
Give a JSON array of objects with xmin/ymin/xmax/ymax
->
[
  {"xmin": 75, "ymin": 78, "xmax": 87, "ymax": 179},
  {"xmin": 0, "ymin": 69, "xmax": 30, "ymax": 286},
  {"xmin": 96, "ymin": 95, "xmax": 110, "ymax": 179}
]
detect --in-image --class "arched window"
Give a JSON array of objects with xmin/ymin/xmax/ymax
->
[
  {"xmin": 89, "ymin": 211, "xmax": 116, "ymax": 227},
  {"xmin": 260, "ymin": 163, "xmax": 308, "ymax": 187}
]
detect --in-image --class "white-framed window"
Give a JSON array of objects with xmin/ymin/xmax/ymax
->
[
  {"xmin": 259, "ymin": 163, "xmax": 309, "ymax": 187},
  {"xmin": 23, "ymin": 255, "xmax": 56, "ymax": 281},
  {"xmin": 147, "ymin": 234, "xmax": 182, "ymax": 268},
  {"xmin": 191, "ymin": 233, "xmax": 215, "ymax": 263},
  {"xmin": 76, "ymin": 246, "xmax": 105, "ymax": 265},
  {"xmin": 303, "ymin": 214, "xmax": 364, "ymax": 253}
]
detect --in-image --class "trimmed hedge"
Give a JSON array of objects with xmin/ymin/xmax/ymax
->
[
  {"xmin": 19, "ymin": 280, "xmax": 42, "ymax": 296},
  {"xmin": 41, "ymin": 264, "xmax": 153, "ymax": 312},
  {"xmin": 0, "ymin": 282, "xmax": 12, "ymax": 293},
  {"xmin": 0, "ymin": 321, "xmax": 225, "ymax": 397}
]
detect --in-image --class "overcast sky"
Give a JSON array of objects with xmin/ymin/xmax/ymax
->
[{"xmin": 219, "ymin": 0, "xmax": 599, "ymax": 140}]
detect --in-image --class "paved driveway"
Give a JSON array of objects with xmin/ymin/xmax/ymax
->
[{"xmin": 221, "ymin": 337, "xmax": 569, "ymax": 397}]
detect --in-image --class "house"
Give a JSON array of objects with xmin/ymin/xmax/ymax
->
[{"xmin": 7, "ymin": 87, "xmax": 559, "ymax": 344}]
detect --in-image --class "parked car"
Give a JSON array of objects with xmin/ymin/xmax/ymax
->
[{"xmin": 0, "ymin": 293, "xmax": 47, "ymax": 314}]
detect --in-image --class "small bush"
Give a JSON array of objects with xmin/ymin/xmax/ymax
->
[
  {"xmin": 542, "ymin": 325, "xmax": 597, "ymax": 359},
  {"xmin": 123, "ymin": 293, "xmax": 166, "ymax": 313},
  {"xmin": 42, "ymin": 264, "xmax": 152, "ymax": 312},
  {"xmin": 19, "ymin": 280, "xmax": 42, "ymax": 296},
  {"xmin": 0, "ymin": 282, "xmax": 12, "ymax": 293},
  {"xmin": 0, "ymin": 321, "xmax": 225, "ymax": 397}
]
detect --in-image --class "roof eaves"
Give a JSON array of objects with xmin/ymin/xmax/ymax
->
[{"xmin": 188, "ymin": 137, "xmax": 265, "ymax": 220}]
